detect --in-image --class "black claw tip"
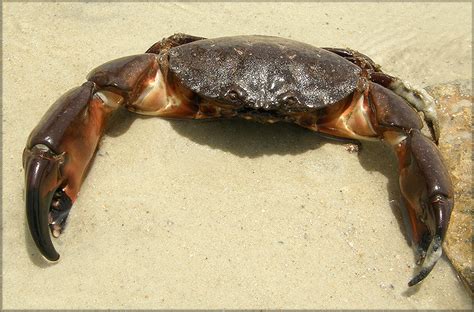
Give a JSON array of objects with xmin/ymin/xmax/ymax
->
[
  {"xmin": 24, "ymin": 147, "xmax": 63, "ymax": 262},
  {"xmin": 408, "ymin": 235, "xmax": 442, "ymax": 287},
  {"xmin": 408, "ymin": 266, "xmax": 434, "ymax": 287}
]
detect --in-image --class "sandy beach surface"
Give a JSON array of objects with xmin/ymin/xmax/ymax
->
[{"xmin": 2, "ymin": 2, "xmax": 472, "ymax": 309}]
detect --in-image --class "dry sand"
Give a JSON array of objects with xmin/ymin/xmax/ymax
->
[{"xmin": 2, "ymin": 2, "xmax": 472, "ymax": 309}]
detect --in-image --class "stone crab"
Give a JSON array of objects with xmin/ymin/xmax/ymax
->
[{"xmin": 23, "ymin": 34, "xmax": 453, "ymax": 287}]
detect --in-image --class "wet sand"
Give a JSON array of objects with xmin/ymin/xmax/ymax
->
[{"xmin": 2, "ymin": 2, "xmax": 472, "ymax": 309}]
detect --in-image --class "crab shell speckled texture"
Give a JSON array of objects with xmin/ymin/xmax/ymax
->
[{"xmin": 168, "ymin": 36, "xmax": 361, "ymax": 111}]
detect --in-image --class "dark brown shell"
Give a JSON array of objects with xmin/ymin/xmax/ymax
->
[{"xmin": 167, "ymin": 35, "xmax": 361, "ymax": 111}]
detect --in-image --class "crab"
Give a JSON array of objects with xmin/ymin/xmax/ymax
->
[{"xmin": 23, "ymin": 34, "xmax": 453, "ymax": 287}]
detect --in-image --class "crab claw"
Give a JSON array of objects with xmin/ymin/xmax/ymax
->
[
  {"xmin": 23, "ymin": 145, "xmax": 68, "ymax": 261},
  {"xmin": 408, "ymin": 193, "xmax": 453, "ymax": 286},
  {"xmin": 23, "ymin": 81, "xmax": 121, "ymax": 261},
  {"xmin": 23, "ymin": 53, "xmax": 159, "ymax": 260},
  {"xmin": 397, "ymin": 130, "xmax": 453, "ymax": 286}
]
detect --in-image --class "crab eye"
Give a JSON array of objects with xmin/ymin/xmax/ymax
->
[
  {"xmin": 279, "ymin": 93, "xmax": 300, "ymax": 106},
  {"xmin": 227, "ymin": 90, "xmax": 240, "ymax": 100},
  {"xmin": 284, "ymin": 96, "xmax": 298, "ymax": 105},
  {"xmin": 225, "ymin": 86, "xmax": 247, "ymax": 103}
]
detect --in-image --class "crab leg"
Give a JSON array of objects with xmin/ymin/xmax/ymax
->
[
  {"xmin": 23, "ymin": 53, "xmax": 199, "ymax": 260},
  {"xmin": 24, "ymin": 82, "xmax": 116, "ymax": 260},
  {"xmin": 317, "ymin": 81, "xmax": 453, "ymax": 286},
  {"xmin": 396, "ymin": 129, "xmax": 453, "ymax": 286}
]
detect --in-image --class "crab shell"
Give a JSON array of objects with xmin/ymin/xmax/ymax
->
[{"xmin": 168, "ymin": 36, "xmax": 361, "ymax": 110}]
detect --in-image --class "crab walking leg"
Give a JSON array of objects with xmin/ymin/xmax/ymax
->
[
  {"xmin": 23, "ymin": 53, "xmax": 197, "ymax": 261},
  {"xmin": 316, "ymin": 82, "xmax": 453, "ymax": 286}
]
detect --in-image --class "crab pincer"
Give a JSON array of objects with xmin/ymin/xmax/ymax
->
[
  {"xmin": 396, "ymin": 129, "xmax": 453, "ymax": 286},
  {"xmin": 24, "ymin": 34, "xmax": 453, "ymax": 287},
  {"xmin": 23, "ymin": 82, "xmax": 113, "ymax": 260}
]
